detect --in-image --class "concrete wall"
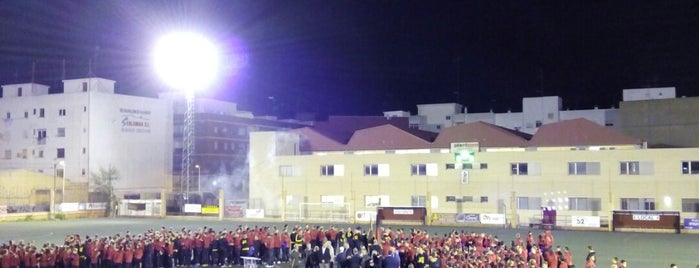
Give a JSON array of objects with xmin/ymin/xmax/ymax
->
[{"xmin": 620, "ymin": 97, "xmax": 699, "ymax": 147}]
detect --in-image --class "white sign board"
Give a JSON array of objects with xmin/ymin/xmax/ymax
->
[
  {"xmin": 480, "ymin": 213, "xmax": 506, "ymax": 225},
  {"xmin": 246, "ymin": 209, "xmax": 265, "ymax": 218},
  {"xmin": 394, "ymin": 209, "xmax": 414, "ymax": 215},
  {"xmin": 632, "ymin": 214, "xmax": 660, "ymax": 221},
  {"xmin": 571, "ymin": 216, "xmax": 601, "ymax": 227},
  {"xmin": 184, "ymin": 204, "xmax": 202, "ymax": 213}
]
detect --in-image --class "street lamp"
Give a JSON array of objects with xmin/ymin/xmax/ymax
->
[
  {"xmin": 153, "ymin": 32, "xmax": 219, "ymax": 202},
  {"xmin": 51, "ymin": 160, "xmax": 65, "ymax": 219},
  {"xmin": 195, "ymin": 164, "xmax": 201, "ymax": 192}
]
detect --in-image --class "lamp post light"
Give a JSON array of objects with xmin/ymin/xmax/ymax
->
[
  {"xmin": 153, "ymin": 32, "xmax": 219, "ymax": 203},
  {"xmin": 195, "ymin": 164, "xmax": 201, "ymax": 192},
  {"xmin": 51, "ymin": 160, "xmax": 65, "ymax": 219},
  {"xmin": 60, "ymin": 160, "xmax": 66, "ymax": 204}
]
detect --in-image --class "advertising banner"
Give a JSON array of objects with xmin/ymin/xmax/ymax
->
[
  {"xmin": 225, "ymin": 205, "xmax": 244, "ymax": 217},
  {"xmin": 184, "ymin": 204, "xmax": 202, "ymax": 213},
  {"xmin": 455, "ymin": 213, "xmax": 480, "ymax": 224},
  {"xmin": 202, "ymin": 206, "xmax": 220, "ymax": 215},
  {"xmin": 571, "ymin": 216, "xmax": 601, "ymax": 227},
  {"xmin": 480, "ymin": 213, "xmax": 506, "ymax": 225},
  {"xmin": 684, "ymin": 218, "xmax": 699, "ymax": 229},
  {"xmin": 245, "ymin": 209, "xmax": 265, "ymax": 218}
]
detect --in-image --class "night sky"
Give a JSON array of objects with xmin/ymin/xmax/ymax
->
[{"xmin": 0, "ymin": 1, "xmax": 697, "ymax": 118}]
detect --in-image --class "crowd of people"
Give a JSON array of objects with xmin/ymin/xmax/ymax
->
[{"xmin": 0, "ymin": 223, "xmax": 688, "ymax": 268}]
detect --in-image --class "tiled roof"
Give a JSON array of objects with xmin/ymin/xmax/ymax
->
[
  {"xmin": 345, "ymin": 124, "xmax": 433, "ymax": 150},
  {"xmin": 528, "ymin": 118, "xmax": 643, "ymax": 147},
  {"xmin": 292, "ymin": 127, "xmax": 346, "ymax": 152},
  {"xmin": 433, "ymin": 121, "xmax": 531, "ymax": 148},
  {"xmin": 311, "ymin": 116, "xmax": 410, "ymax": 144},
  {"xmin": 291, "ymin": 117, "xmax": 642, "ymax": 152}
]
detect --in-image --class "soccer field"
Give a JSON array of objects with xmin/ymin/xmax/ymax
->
[{"xmin": 0, "ymin": 218, "xmax": 695, "ymax": 267}]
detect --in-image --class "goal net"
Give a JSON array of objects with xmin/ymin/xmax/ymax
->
[{"xmin": 286, "ymin": 202, "xmax": 351, "ymax": 222}]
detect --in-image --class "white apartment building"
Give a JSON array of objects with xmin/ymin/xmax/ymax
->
[
  {"xmin": 0, "ymin": 77, "xmax": 173, "ymax": 195},
  {"xmin": 397, "ymin": 87, "xmax": 677, "ymax": 135}
]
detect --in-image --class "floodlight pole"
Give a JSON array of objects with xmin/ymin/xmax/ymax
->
[{"xmin": 181, "ymin": 93, "xmax": 196, "ymax": 202}]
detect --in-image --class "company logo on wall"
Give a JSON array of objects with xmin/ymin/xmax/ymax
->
[{"xmin": 120, "ymin": 108, "xmax": 151, "ymax": 133}]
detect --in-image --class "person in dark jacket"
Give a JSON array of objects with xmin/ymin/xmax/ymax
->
[
  {"xmin": 348, "ymin": 249, "xmax": 362, "ymax": 268},
  {"xmin": 382, "ymin": 248, "xmax": 400, "ymax": 268}
]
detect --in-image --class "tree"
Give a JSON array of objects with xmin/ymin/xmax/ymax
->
[{"xmin": 91, "ymin": 166, "xmax": 119, "ymax": 217}]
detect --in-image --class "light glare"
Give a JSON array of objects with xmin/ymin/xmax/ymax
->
[{"xmin": 153, "ymin": 32, "xmax": 219, "ymax": 93}]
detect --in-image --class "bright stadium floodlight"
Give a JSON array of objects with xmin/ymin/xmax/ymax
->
[
  {"xmin": 153, "ymin": 32, "xmax": 219, "ymax": 203},
  {"xmin": 153, "ymin": 31, "xmax": 220, "ymax": 94}
]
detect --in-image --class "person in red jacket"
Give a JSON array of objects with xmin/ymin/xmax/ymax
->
[
  {"xmin": 69, "ymin": 248, "xmax": 80, "ymax": 268},
  {"xmin": 123, "ymin": 244, "xmax": 134, "ymax": 268},
  {"xmin": 112, "ymin": 246, "xmax": 124, "ymax": 268},
  {"xmin": 90, "ymin": 246, "xmax": 101, "ymax": 268}
]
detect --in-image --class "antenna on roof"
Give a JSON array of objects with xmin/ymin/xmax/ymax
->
[
  {"xmin": 31, "ymin": 61, "xmax": 36, "ymax": 83},
  {"xmin": 61, "ymin": 58, "xmax": 66, "ymax": 80}
]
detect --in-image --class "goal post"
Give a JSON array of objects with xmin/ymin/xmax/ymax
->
[{"xmin": 286, "ymin": 202, "xmax": 351, "ymax": 222}]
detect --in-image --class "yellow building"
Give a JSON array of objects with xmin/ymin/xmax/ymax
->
[{"xmin": 249, "ymin": 118, "xmax": 699, "ymax": 227}]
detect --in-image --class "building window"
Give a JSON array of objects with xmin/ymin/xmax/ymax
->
[
  {"xmin": 5, "ymin": 112, "xmax": 9, "ymax": 119},
  {"xmin": 57, "ymin": 128, "xmax": 66, "ymax": 137},
  {"xmin": 82, "ymin": 82, "xmax": 88, "ymax": 92},
  {"xmin": 445, "ymin": 116, "xmax": 451, "ymax": 120},
  {"xmin": 24, "ymin": 111, "xmax": 28, "ymax": 118},
  {"xmin": 569, "ymin": 197, "xmax": 601, "ymax": 211},
  {"xmin": 681, "ymin": 199, "xmax": 699, "ymax": 212},
  {"xmin": 84, "ymin": 106, "xmax": 87, "ymax": 112},
  {"xmin": 620, "ymin": 161, "xmax": 640, "ymax": 175},
  {"xmin": 82, "ymin": 169, "xmax": 86, "ymax": 176},
  {"xmin": 321, "ymin": 165, "xmax": 335, "ymax": 176},
  {"xmin": 364, "ymin": 164, "xmax": 379, "ymax": 176},
  {"xmin": 621, "ymin": 198, "xmax": 655, "ymax": 211},
  {"xmin": 462, "ymin": 163, "xmax": 473, "ymax": 169},
  {"xmin": 57, "ymin": 148, "xmax": 65, "ymax": 158},
  {"xmin": 37, "ymin": 129, "xmax": 47, "ymax": 144},
  {"xmin": 38, "ymin": 150, "xmax": 43, "ymax": 158},
  {"xmin": 411, "ymin": 195, "xmax": 426, "ymax": 207},
  {"xmin": 480, "ymin": 163, "xmax": 488, "ymax": 169},
  {"xmin": 18, "ymin": 87, "xmax": 22, "ymax": 96},
  {"xmin": 445, "ymin": 163, "xmax": 455, "ymax": 170},
  {"xmin": 446, "ymin": 196, "xmax": 456, "ymax": 202},
  {"xmin": 511, "ymin": 163, "xmax": 528, "ymax": 175},
  {"xmin": 39, "ymin": 108, "xmax": 44, "ymax": 118},
  {"xmin": 411, "ymin": 164, "xmax": 427, "ymax": 176},
  {"xmin": 319, "ymin": 164, "xmax": 344, "ymax": 177},
  {"xmin": 682, "ymin": 161, "xmax": 699, "ymax": 175},
  {"xmin": 82, "ymin": 147, "xmax": 86, "ymax": 154},
  {"xmin": 535, "ymin": 120, "xmax": 543, "ymax": 127},
  {"xmin": 4, "ymin": 150, "xmax": 11, "ymax": 159},
  {"xmin": 568, "ymin": 162, "xmax": 601, "ymax": 175},
  {"xmin": 517, "ymin": 197, "xmax": 542, "ymax": 210},
  {"xmin": 411, "ymin": 163, "xmax": 437, "ymax": 176},
  {"xmin": 480, "ymin": 196, "xmax": 489, "ymax": 203},
  {"xmin": 279, "ymin": 165, "xmax": 298, "ymax": 177},
  {"xmin": 59, "ymin": 109, "xmax": 67, "ymax": 116}
]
